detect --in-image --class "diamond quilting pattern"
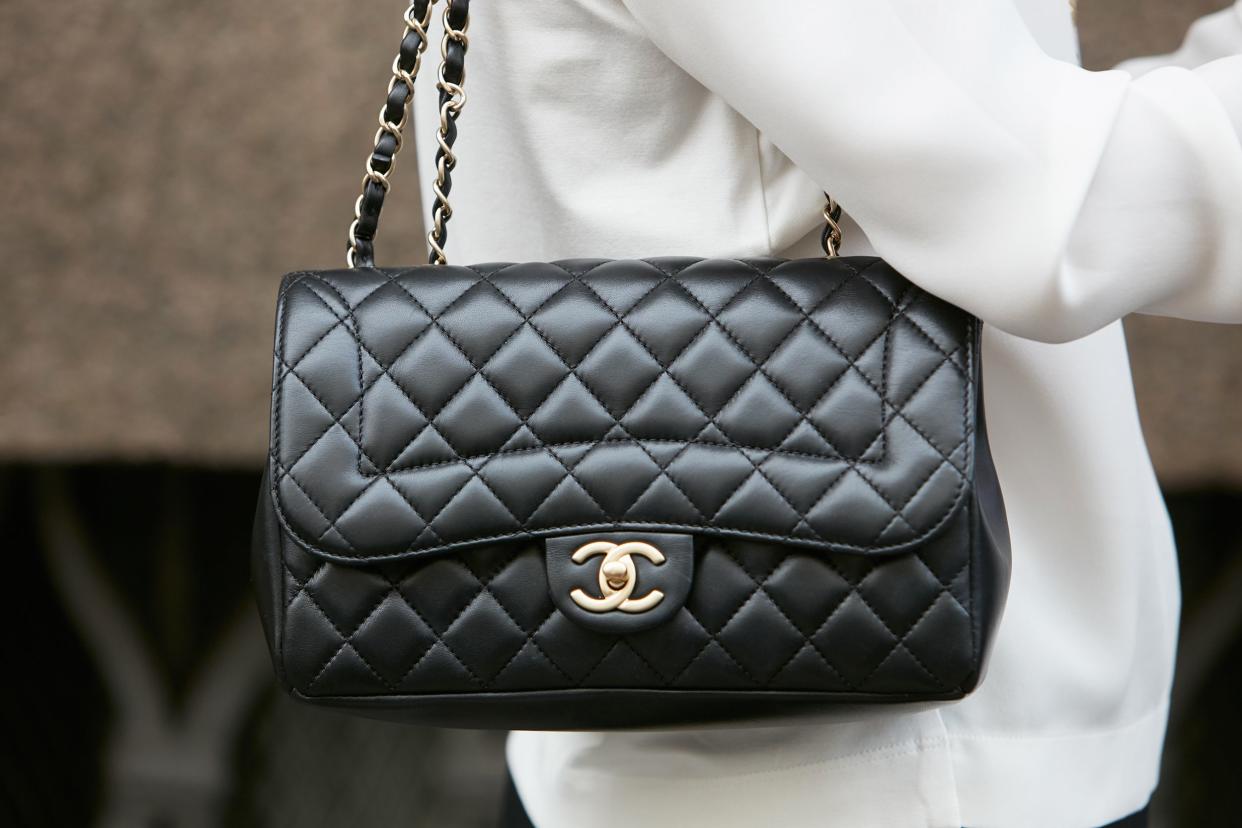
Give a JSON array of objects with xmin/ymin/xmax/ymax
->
[
  {"xmin": 271, "ymin": 257, "xmax": 976, "ymax": 561},
  {"xmin": 278, "ymin": 501, "xmax": 976, "ymax": 698},
  {"xmin": 262, "ymin": 255, "xmax": 992, "ymax": 713}
]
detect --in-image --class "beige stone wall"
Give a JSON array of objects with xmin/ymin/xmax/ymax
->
[
  {"xmin": 0, "ymin": 1, "xmax": 426, "ymax": 464},
  {"xmin": 1, "ymin": 0, "xmax": 1239, "ymax": 486}
]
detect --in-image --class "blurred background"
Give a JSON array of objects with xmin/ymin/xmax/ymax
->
[{"xmin": 2, "ymin": 1, "xmax": 1240, "ymax": 826}]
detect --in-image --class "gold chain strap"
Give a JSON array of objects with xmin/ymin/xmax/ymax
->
[
  {"xmin": 346, "ymin": 0, "xmax": 437, "ymax": 268},
  {"xmin": 346, "ymin": 0, "xmax": 841, "ymax": 267},
  {"xmin": 427, "ymin": 2, "xmax": 470, "ymax": 265}
]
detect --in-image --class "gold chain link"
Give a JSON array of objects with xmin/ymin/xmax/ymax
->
[
  {"xmin": 347, "ymin": 0, "xmax": 840, "ymax": 267},
  {"xmin": 821, "ymin": 194, "xmax": 844, "ymax": 258},
  {"xmin": 346, "ymin": 0, "xmax": 438, "ymax": 268},
  {"xmin": 427, "ymin": 2, "xmax": 470, "ymax": 265}
]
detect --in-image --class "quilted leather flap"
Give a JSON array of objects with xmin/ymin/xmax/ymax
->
[{"xmin": 270, "ymin": 257, "xmax": 978, "ymax": 563}]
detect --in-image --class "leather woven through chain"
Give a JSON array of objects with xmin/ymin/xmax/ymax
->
[
  {"xmin": 348, "ymin": 0, "xmax": 469, "ymax": 269},
  {"xmin": 426, "ymin": 0, "xmax": 469, "ymax": 264},
  {"xmin": 278, "ymin": 507, "xmax": 976, "ymax": 697},
  {"xmin": 349, "ymin": 1, "xmax": 434, "ymax": 269},
  {"xmin": 344, "ymin": 0, "xmax": 846, "ymax": 269},
  {"xmin": 271, "ymin": 256, "xmax": 976, "ymax": 562}
]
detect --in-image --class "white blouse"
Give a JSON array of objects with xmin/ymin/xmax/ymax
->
[{"xmin": 409, "ymin": 1, "xmax": 1242, "ymax": 825}]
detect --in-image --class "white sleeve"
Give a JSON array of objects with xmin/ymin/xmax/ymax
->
[{"xmin": 619, "ymin": 0, "xmax": 1242, "ymax": 343}]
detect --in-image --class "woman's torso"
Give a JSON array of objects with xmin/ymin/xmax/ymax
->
[{"xmin": 411, "ymin": 2, "xmax": 1178, "ymax": 825}]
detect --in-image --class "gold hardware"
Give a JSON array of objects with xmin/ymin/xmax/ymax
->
[
  {"xmin": 601, "ymin": 560, "xmax": 629, "ymax": 590},
  {"xmin": 569, "ymin": 541, "xmax": 665, "ymax": 614},
  {"xmin": 821, "ymin": 194, "xmax": 844, "ymax": 259}
]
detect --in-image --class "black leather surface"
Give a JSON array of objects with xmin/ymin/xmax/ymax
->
[
  {"xmin": 254, "ymin": 256, "xmax": 1009, "ymax": 729},
  {"xmin": 271, "ymin": 257, "xmax": 975, "ymax": 561}
]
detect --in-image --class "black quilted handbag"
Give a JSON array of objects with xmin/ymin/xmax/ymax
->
[{"xmin": 252, "ymin": 0, "xmax": 1010, "ymax": 729}]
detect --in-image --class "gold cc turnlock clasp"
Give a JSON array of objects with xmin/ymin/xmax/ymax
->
[{"xmin": 569, "ymin": 540, "xmax": 665, "ymax": 614}]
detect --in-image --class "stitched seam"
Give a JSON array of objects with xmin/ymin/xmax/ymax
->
[
  {"xmin": 517, "ymin": 269, "xmax": 832, "ymax": 535},
  {"xmin": 276, "ymin": 363, "xmax": 380, "ymax": 475},
  {"xmin": 367, "ymin": 278, "xmax": 579, "ymax": 474},
  {"xmin": 345, "ymin": 439, "xmax": 886, "ymax": 471},
  {"xmin": 617, "ymin": 639, "xmax": 674, "ymax": 686},
  {"xmin": 270, "ymin": 274, "xmax": 306, "ymax": 474},
  {"xmin": 910, "ymin": 545, "xmax": 970, "ymax": 618},
  {"xmin": 565, "ymin": 265, "xmax": 770, "ymax": 525},
  {"xmin": 635, "ymin": 261, "xmax": 970, "ymax": 547},
  {"xmin": 725, "ymin": 551, "xmax": 859, "ymax": 686},
  {"xmin": 850, "ymin": 557, "xmax": 968, "ymax": 691},
  {"xmin": 278, "ymin": 508, "xmax": 975, "ymax": 561},
  {"xmin": 479, "ymin": 585, "xmax": 573, "ymax": 687},
  {"xmin": 369, "ymin": 259, "xmax": 887, "ymax": 471},
  {"xmin": 852, "ymin": 553, "xmax": 971, "ymax": 692},
  {"xmin": 274, "ymin": 262, "xmax": 907, "ymax": 492},
  {"xmin": 343, "ymin": 259, "xmax": 802, "ymax": 543},
  {"xmin": 272, "ymin": 281, "xmax": 447, "ymax": 545},
  {"xmin": 578, "ymin": 640, "xmax": 627, "ymax": 686},
  {"xmin": 403, "ymin": 546, "xmax": 534, "ymax": 686},
  {"xmin": 448, "ymin": 557, "xmax": 577, "ymax": 687},
  {"xmin": 361, "ymin": 262, "xmax": 617, "ymax": 475},
  {"xmin": 273, "ymin": 462, "xmax": 379, "ymax": 551},
  {"xmin": 588, "ymin": 267, "xmax": 856, "ymax": 534},
  {"xmin": 469, "ymin": 263, "xmax": 701, "ymax": 523},
  {"xmin": 761, "ymin": 261, "xmax": 969, "ymax": 471},
  {"xmin": 410, "ymin": 589, "xmax": 496, "ymax": 682},
  {"xmin": 784, "ymin": 547, "xmax": 946, "ymax": 690},
  {"xmin": 304, "ymin": 278, "xmax": 534, "ymax": 541},
  {"xmin": 653, "ymin": 261, "xmax": 884, "ymax": 464},
  {"xmin": 280, "ymin": 520, "xmax": 471, "ymax": 692},
  {"xmin": 288, "ymin": 276, "xmax": 409, "ymax": 473},
  {"xmin": 488, "ymin": 602, "xmax": 572, "ymax": 685},
  {"xmin": 489, "ymin": 261, "xmax": 761, "ymax": 520},
  {"xmin": 666, "ymin": 559, "xmax": 774, "ymax": 687},
  {"xmin": 719, "ymin": 550, "xmax": 854, "ymax": 689},
  {"xmin": 761, "ymin": 259, "xmax": 971, "ymax": 473},
  {"xmin": 797, "ymin": 346, "xmax": 971, "ymax": 544},
  {"xmin": 282, "ymin": 558, "xmax": 329, "ymax": 619},
  {"xmin": 641, "ymin": 258, "xmax": 888, "ymax": 465},
  {"xmin": 375, "ymin": 571, "xmax": 485, "ymax": 688},
  {"xmin": 288, "ymin": 569, "xmax": 395, "ymax": 691},
  {"xmin": 668, "ymin": 608, "xmax": 763, "ymax": 687},
  {"xmin": 791, "ymin": 359, "xmax": 971, "ymax": 544},
  {"xmin": 868, "ymin": 457, "xmax": 956, "ymax": 542},
  {"xmin": 766, "ymin": 580, "xmax": 860, "ymax": 689},
  {"xmin": 284, "ymin": 544, "xmax": 971, "ymax": 696},
  {"xmin": 580, "ymin": 261, "xmax": 838, "ymax": 538},
  {"xmin": 341, "ymin": 265, "xmax": 626, "ymax": 531},
  {"xmin": 576, "ymin": 634, "xmax": 679, "ymax": 688},
  {"xmin": 283, "ymin": 269, "xmax": 528, "ymax": 483},
  {"xmin": 271, "ymin": 285, "xmax": 384, "ymax": 472},
  {"xmin": 966, "ymin": 330, "xmax": 979, "ymax": 684},
  {"xmin": 723, "ymin": 257, "xmax": 890, "ymax": 461}
]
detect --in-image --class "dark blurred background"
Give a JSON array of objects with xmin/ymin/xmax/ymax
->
[{"xmin": 2, "ymin": 1, "xmax": 1240, "ymax": 826}]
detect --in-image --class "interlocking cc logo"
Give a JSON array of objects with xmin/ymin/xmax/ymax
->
[{"xmin": 569, "ymin": 540, "xmax": 665, "ymax": 614}]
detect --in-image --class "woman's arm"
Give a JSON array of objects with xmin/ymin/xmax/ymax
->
[{"xmin": 620, "ymin": 0, "xmax": 1242, "ymax": 342}]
